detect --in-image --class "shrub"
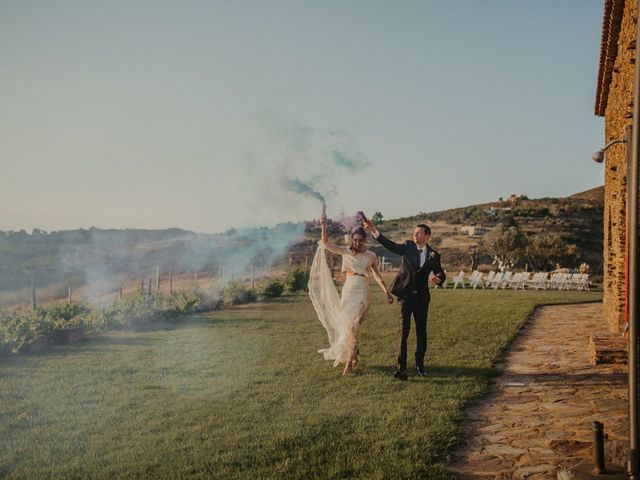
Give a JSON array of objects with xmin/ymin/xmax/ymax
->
[
  {"xmin": 223, "ymin": 282, "xmax": 258, "ymax": 305},
  {"xmin": 258, "ymin": 278, "xmax": 284, "ymax": 299},
  {"xmin": 287, "ymin": 269, "xmax": 310, "ymax": 292},
  {"xmin": 38, "ymin": 301, "xmax": 92, "ymax": 324},
  {"xmin": 0, "ymin": 309, "xmax": 53, "ymax": 353},
  {"xmin": 75, "ymin": 308, "xmax": 116, "ymax": 333},
  {"xmin": 110, "ymin": 291, "xmax": 199, "ymax": 327},
  {"xmin": 196, "ymin": 286, "xmax": 224, "ymax": 311},
  {"xmin": 0, "ymin": 291, "xmax": 203, "ymax": 353}
]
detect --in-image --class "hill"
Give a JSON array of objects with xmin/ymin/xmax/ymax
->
[
  {"xmin": 568, "ymin": 185, "xmax": 604, "ymax": 202},
  {"xmin": 300, "ymin": 188, "xmax": 604, "ymax": 274},
  {"xmin": 0, "ymin": 188, "xmax": 603, "ymax": 304},
  {"xmin": 0, "ymin": 224, "xmax": 304, "ymax": 299}
]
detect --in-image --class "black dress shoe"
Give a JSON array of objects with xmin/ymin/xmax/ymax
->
[
  {"xmin": 393, "ymin": 369, "xmax": 408, "ymax": 381},
  {"xmin": 416, "ymin": 367, "xmax": 428, "ymax": 377}
]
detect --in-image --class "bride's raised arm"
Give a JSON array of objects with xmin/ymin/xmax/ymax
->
[
  {"xmin": 320, "ymin": 211, "xmax": 348, "ymax": 256},
  {"xmin": 370, "ymin": 257, "xmax": 394, "ymax": 304}
]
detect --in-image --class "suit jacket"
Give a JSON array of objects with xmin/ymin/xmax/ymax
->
[{"xmin": 375, "ymin": 232, "xmax": 446, "ymax": 300}]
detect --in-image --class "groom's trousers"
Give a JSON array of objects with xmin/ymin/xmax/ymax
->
[{"xmin": 397, "ymin": 293, "xmax": 430, "ymax": 370}]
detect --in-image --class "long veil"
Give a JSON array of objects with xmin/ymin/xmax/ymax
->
[{"xmin": 308, "ymin": 244, "xmax": 350, "ymax": 366}]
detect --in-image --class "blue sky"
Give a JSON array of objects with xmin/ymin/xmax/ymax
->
[{"xmin": 0, "ymin": 1, "xmax": 606, "ymax": 233}]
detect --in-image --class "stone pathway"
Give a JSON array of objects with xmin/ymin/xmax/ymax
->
[{"xmin": 448, "ymin": 303, "xmax": 628, "ymax": 479}]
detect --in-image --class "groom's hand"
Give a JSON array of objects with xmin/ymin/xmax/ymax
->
[{"xmin": 363, "ymin": 219, "xmax": 376, "ymax": 234}]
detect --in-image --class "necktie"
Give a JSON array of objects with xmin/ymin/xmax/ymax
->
[{"xmin": 418, "ymin": 249, "xmax": 424, "ymax": 267}]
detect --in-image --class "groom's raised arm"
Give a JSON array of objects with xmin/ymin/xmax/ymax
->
[{"xmin": 363, "ymin": 220, "xmax": 407, "ymax": 256}]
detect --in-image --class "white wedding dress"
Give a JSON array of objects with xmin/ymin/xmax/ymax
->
[{"xmin": 308, "ymin": 241, "xmax": 379, "ymax": 366}]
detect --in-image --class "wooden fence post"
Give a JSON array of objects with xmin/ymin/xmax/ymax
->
[
  {"xmin": 251, "ymin": 265, "xmax": 255, "ymax": 288},
  {"xmin": 147, "ymin": 277, "xmax": 152, "ymax": 296},
  {"xmin": 156, "ymin": 265, "xmax": 160, "ymax": 292},
  {"xmin": 68, "ymin": 285, "xmax": 72, "ymax": 304},
  {"xmin": 31, "ymin": 275, "xmax": 36, "ymax": 311},
  {"xmin": 169, "ymin": 268, "xmax": 173, "ymax": 294},
  {"xmin": 119, "ymin": 283, "xmax": 123, "ymax": 300}
]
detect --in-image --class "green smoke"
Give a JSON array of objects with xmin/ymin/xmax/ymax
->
[
  {"xmin": 281, "ymin": 176, "xmax": 325, "ymax": 204},
  {"xmin": 331, "ymin": 149, "xmax": 371, "ymax": 171}
]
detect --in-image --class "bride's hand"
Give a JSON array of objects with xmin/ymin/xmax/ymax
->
[{"xmin": 386, "ymin": 292, "xmax": 394, "ymax": 304}]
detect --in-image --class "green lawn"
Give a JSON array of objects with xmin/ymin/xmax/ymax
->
[{"xmin": 0, "ymin": 289, "xmax": 601, "ymax": 479}]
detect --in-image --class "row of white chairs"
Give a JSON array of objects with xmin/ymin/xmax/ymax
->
[{"xmin": 440, "ymin": 270, "xmax": 591, "ymax": 291}]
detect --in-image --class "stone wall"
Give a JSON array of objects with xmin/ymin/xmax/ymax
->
[{"xmin": 603, "ymin": 0, "xmax": 637, "ymax": 332}]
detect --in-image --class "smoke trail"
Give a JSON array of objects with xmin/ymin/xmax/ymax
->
[
  {"xmin": 281, "ymin": 176, "xmax": 325, "ymax": 205},
  {"xmin": 236, "ymin": 113, "xmax": 374, "ymax": 228},
  {"xmin": 330, "ymin": 149, "xmax": 371, "ymax": 172},
  {"xmin": 267, "ymin": 119, "xmax": 372, "ymax": 208}
]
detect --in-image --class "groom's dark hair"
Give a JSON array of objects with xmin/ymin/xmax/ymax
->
[{"xmin": 416, "ymin": 224, "xmax": 431, "ymax": 235}]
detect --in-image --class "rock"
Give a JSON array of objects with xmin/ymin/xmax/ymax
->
[
  {"xmin": 52, "ymin": 326, "xmax": 84, "ymax": 344},
  {"xmin": 512, "ymin": 463, "xmax": 555, "ymax": 479},
  {"xmin": 590, "ymin": 334, "xmax": 628, "ymax": 365},
  {"xmin": 24, "ymin": 335, "xmax": 49, "ymax": 353},
  {"xmin": 482, "ymin": 443, "xmax": 527, "ymax": 458},
  {"xmin": 547, "ymin": 439, "xmax": 591, "ymax": 455}
]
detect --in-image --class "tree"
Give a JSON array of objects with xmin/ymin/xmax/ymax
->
[
  {"xmin": 525, "ymin": 234, "xmax": 582, "ymax": 271},
  {"xmin": 371, "ymin": 211, "xmax": 384, "ymax": 223},
  {"xmin": 499, "ymin": 213, "xmax": 518, "ymax": 227},
  {"xmin": 484, "ymin": 224, "xmax": 528, "ymax": 271}
]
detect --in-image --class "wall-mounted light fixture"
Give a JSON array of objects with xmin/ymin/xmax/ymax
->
[{"xmin": 592, "ymin": 138, "xmax": 628, "ymax": 163}]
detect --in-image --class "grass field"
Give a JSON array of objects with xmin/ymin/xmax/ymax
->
[{"xmin": 0, "ymin": 288, "xmax": 601, "ymax": 479}]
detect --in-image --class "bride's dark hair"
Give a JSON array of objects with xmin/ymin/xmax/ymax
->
[{"xmin": 351, "ymin": 226, "xmax": 367, "ymax": 239}]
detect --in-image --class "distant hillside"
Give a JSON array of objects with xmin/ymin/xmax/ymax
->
[
  {"xmin": 569, "ymin": 186, "xmax": 604, "ymax": 202},
  {"xmin": 0, "ymin": 224, "xmax": 304, "ymax": 294},
  {"xmin": 0, "ymin": 188, "xmax": 604, "ymax": 301},
  {"xmin": 302, "ymin": 188, "xmax": 604, "ymax": 274}
]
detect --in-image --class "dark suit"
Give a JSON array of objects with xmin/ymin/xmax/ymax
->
[{"xmin": 375, "ymin": 232, "xmax": 446, "ymax": 370}]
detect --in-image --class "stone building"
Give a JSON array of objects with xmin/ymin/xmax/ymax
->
[
  {"xmin": 595, "ymin": 0, "xmax": 637, "ymax": 332},
  {"xmin": 460, "ymin": 225, "xmax": 488, "ymax": 237}
]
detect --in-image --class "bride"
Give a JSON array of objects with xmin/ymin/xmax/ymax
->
[{"xmin": 308, "ymin": 209, "xmax": 393, "ymax": 376}]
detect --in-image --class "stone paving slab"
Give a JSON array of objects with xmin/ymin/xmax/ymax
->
[{"xmin": 448, "ymin": 303, "xmax": 628, "ymax": 479}]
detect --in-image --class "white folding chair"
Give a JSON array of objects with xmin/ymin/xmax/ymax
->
[
  {"xmin": 452, "ymin": 271, "xmax": 466, "ymax": 289},
  {"xmin": 469, "ymin": 270, "xmax": 484, "ymax": 289},
  {"xmin": 484, "ymin": 271, "xmax": 495, "ymax": 288},
  {"xmin": 491, "ymin": 271, "xmax": 504, "ymax": 289},
  {"xmin": 498, "ymin": 271, "xmax": 513, "ymax": 289}
]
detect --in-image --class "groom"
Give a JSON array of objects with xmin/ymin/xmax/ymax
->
[{"xmin": 363, "ymin": 220, "xmax": 445, "ymax": 380}]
